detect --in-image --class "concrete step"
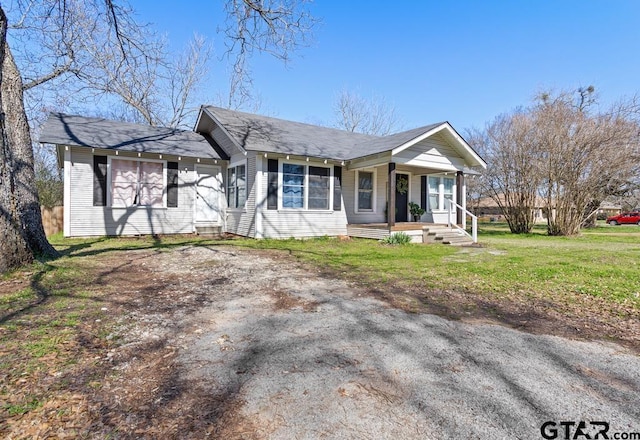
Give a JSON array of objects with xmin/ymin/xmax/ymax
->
[
  {"xmin": 195, "ymin": 225, "xmax": 222, "ymax": 237},
  {"xmin": 423, "ymin": 226, "xmax": 473, "ymax": 246}
]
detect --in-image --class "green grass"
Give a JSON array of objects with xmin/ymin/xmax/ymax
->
[
  {"xmin": 224, "ymin": 223, "xmax": 640, "ymax": 308},
  {"xmin": 3, "ymin": 397, "xmax": 43, "ymax": 416},
  {"xmin": 1, "ymin": 223, "xmax": 638, "ymax": 426},
  {"xmin": 39, "ymin": 225, "xmax": 640, "ymax": 309}
]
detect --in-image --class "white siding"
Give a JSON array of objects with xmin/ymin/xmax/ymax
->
[
  {"xmin": 261, "ymin": 210, "xmax": 348, "ymax": 238},
  {"xmin": 393, "ymin": 132, "xmax": 466, "ymax": 170},
  {"xmin": 344, "ymin": 164, "xmax": 388, "ymax": 224},
  {"xmin": 258, "ymin": 160, "xmax": 348, "ymax": 238},
  {"xmin": 225, "ymin": 153, "xmax": 257, "ymax": 238},
  {"xmin": 66, "ymin": 147, "xmax": 200, "ymax": 237}
]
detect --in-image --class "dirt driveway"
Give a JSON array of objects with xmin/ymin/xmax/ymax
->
[{"xmin": 85, "ymin": 244, "xmax": 640, "ymax": 439}]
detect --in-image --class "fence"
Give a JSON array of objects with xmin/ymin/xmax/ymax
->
[{"xmin": 41, "ymin": 206, "xmax": 63, "ymax": 237}]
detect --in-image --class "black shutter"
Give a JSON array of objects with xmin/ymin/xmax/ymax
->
[
  {"xmin": 267, "ymin": 159, "xmax": 278, "ymax": 210},
  {"xmin": 333, "ymin": 166, "xmax": 342, "ymax": 211},
  {"xmin": 167, "ymin": 162, "xmax": 179, "ymax": 208},
  {"xmin": 93, "ymin": 155, "xmax": 107, "ymax": 206},
  {"xmin": 421, "ymin": 176, "xmax": 427, "ymax": 211}
]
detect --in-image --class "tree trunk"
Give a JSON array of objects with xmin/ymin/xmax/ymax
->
[{"xmin": 0, "ymin": 6, "xmax": 58, "ymax": 272}]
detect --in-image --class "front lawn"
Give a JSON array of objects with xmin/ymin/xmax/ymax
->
[
  {"xmin": 1, "ymin": 225, "xmax": 639, "ymax": 436},
  {"xmin": 233, "ymin": 223, "xmax": 640, "ymax": 310}
]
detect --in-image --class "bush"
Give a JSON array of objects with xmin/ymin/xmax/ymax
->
[{"xmin": 381, "ymin": 232, "xmax": 412, "ymax": 245}]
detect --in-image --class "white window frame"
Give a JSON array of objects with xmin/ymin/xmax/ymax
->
[
  {"xmin": 354, "ymin": 169, "xmax": 377, "ymax": 213},
  {"xmin": 427, "ymin": 175, "xmax": 456, "ymax": 212},
  {"xmin": 226, "ymin": 160, "xmax": 247, "ymax": 210},
  {"xmin": 278, "ymin": 159, "xmax": 333, "ymax": 211},
  {"xmin": 106, "ymin": 156, "xmax": 167, "ymax": 208}
]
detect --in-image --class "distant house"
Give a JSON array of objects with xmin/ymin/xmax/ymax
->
[
  {"xmin": 597, "ymin": 201, "xmax": 622, "ymax": 218},
  {"xmin": 470, "ymin": 195, "xmax": 547, "ymax": 223},
  {"xmin": 470, "ymin": 196, "xmax": 623, "ymax": 223},
  {"xmin": 39, "ymin": 106, "xmax": 486, "ymax": 242}
]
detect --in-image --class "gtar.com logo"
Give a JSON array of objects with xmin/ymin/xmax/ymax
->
[
  {"xmin": 540, "ymin": 421, "xmax": 640, "ymax": 440},
  {"xmin": 540, "ymin": 421, "xmax": 609, "ymax": 439}
]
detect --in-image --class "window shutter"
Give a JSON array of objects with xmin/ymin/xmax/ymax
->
[
  {"xmin": 333, "ymin": 166, "xmax": 342, "ymax": 211},
  {"xmin": 167, "ymin": 162, "xmax": 179, "ymax": 208},
  {"xmin": 93, "ymin": 155, "xmax": 108, "ymax": 206},
  {"xmin": 421, "ymin": 176, "xmax": 427, "ymax": 211},
  {"xmin": 267, "ymin": 159, "xmax": 278, "ymax": 210}
]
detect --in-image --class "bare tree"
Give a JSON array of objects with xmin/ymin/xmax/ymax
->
[
  {"xmin": 478, "ymin": 111, "xmax": 544, "ymax": 233},
  {"xmin": 333, "ymin": 89, "xmax": 403, "ymax": 136},
  {"xmin": 1, "ymin": 6, "xmax": 64, "ymax": 272},
  {"xmin": 222, "ymin": 0, "xmax": 318, "ymax": 109},
  {"xmin": 474, "ymin": 87, "xmax": 640, "ymax": 236},
  {"xmin": 535, "ymin": 89, "xmax": 640, "ymax": 235},
  {"xmin": 0, "ymin": 7, "xmax": 34, "ymax": 271}
]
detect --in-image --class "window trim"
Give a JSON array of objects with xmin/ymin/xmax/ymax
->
[
  {"xmin": 427, "ymin": 174, "xmax": 456, "ymax": 212},
  {"xmin": 226, "ymin": 160, "xmax": 247, "ymax": 210},
  {"xmin": 278, "ymin": 159, "xmax": 333, "ymax": 211},
  {"xmin": 106, "ymin": 156, "xmax": 167, "ymax": 208},
  {"xmin": 354, "ymin": 169, "xmax": 377, "ymax": 213}
]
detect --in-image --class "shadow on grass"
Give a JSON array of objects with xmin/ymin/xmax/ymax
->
[{"xmin": 0, "ymin": 262, "xmax": 59, "ymax": 325}]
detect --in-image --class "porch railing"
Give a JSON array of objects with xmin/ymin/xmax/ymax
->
[{"xmin": 445, "ymin": 199, "xmax": 478, "ymax": 244}]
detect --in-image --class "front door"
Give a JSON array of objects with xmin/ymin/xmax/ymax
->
[
  {"xmin": 395, "ymin": 173, "xmax": 409, "ymax": 222},
  {"xmin": 195, "ymin": 165, "xmax": 222, "ymax": 224}
]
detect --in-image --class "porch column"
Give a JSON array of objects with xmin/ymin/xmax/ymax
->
[
  {"xmin": 388, "ymin": 162, "xmax": 396, "ymax": 228},
  {"xmin": 456, "ymin": 171, "xmax": 464, "ymax": 225}
]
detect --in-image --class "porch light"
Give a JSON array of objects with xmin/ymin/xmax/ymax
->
[
  {"xmin": 264, "ymin": 153, "xmax": 267, "ymax": 157},
  {"xmin": 197, "ymin": 158, "xmax": 200, "ymax": 163},
  {"xmin": 138, "ymin": 152, "xmax": 141, "ymax": 157},
  {"xmin": 159, "ymin": 154, "xmax": 163, "ymax": 159},
  {"xmin": 215, "ymin": 160, "xmax": 218, "ymax": 164},
  {"xmin": 323, "ymin": 159, "xmax": 327, "ymax": 164},
  {"xmin": 178, "ymin": 156, "xmax": 181, "ymax": 161},
  {"xmin": 286, "ymin": 155, "xmax": 290, "ymax": 160},
  {"xmin": 306, "ymin": 157, "xmax": 309, "ymax": 162},
  {"xmin": 115, "ymin": 151, "xmax": 119, "ymax": 155},
  {"xmin": 91, "ymin": 148, "xmax": 95, "ymax": 154}
]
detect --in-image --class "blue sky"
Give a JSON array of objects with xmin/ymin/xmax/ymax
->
[{"xmin": 134, "ymin": 0, "xmax": 640, "ymax": 131}]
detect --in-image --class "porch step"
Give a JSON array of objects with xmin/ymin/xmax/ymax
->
[
  {"xmin": 423, "ymin": 226, "xmax": 474, "ymax": 246},
  {"xmin": 195, "ymin": 225, "xmax": 222, "ymax": 237}
]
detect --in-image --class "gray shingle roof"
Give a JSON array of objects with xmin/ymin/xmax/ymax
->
[
  {"xmin": 203, "ymin": 106, "xmax": 445, "ymax": 161},
  {"xmin": 39, "ymin": 113, "xmax": 225, "ymax": 160},
  {"xmin": 203, "ymin": 106, "xmax": 377, "ymax": 160}
]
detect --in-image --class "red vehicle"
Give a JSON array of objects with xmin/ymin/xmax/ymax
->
[{"xmin": 606, "ymin": 212, "xmax": 640, "ymax": 225}]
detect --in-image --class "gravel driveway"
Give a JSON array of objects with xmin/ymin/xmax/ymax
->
[{"xmin": 124, "ymin": 245, "xmax": 640, "ymax": 439}]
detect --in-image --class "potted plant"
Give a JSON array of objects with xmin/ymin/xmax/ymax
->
[{"xmin": 408, "ymin": 202, "xmax": 425, "ymax": 222}]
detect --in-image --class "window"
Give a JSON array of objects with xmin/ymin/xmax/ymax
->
[
  {"xmin": 283, "ymin": 163, "xmax": 305, "ymax": 208},
  {"xmin": 227, "ymin": 164, "xmax": 246, "ymax": 208},
  {"xmin": 427, "ymin": 176, "xmax": 455, "ymax": 211},
  {"xmin": 308, "ymin": 166, "xmax": 330, "ymax": 209},
  {"xmin": 443, "ymin": 177, "xmax": 454, "ymax": 206},
  {"xmin": 110, "ymin": 158, "xmax": 164, "ymax": 207},
  {"xmin": 428, "ymin": 176, "xmax": 439, "ymax": 211},
  {"xmin": 281, "ymin": 162, "xmax": 332, "ymax": 210},
  {"xmin": 356, "ymin": 171, "xmax": 374, "ymax": 211}
]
